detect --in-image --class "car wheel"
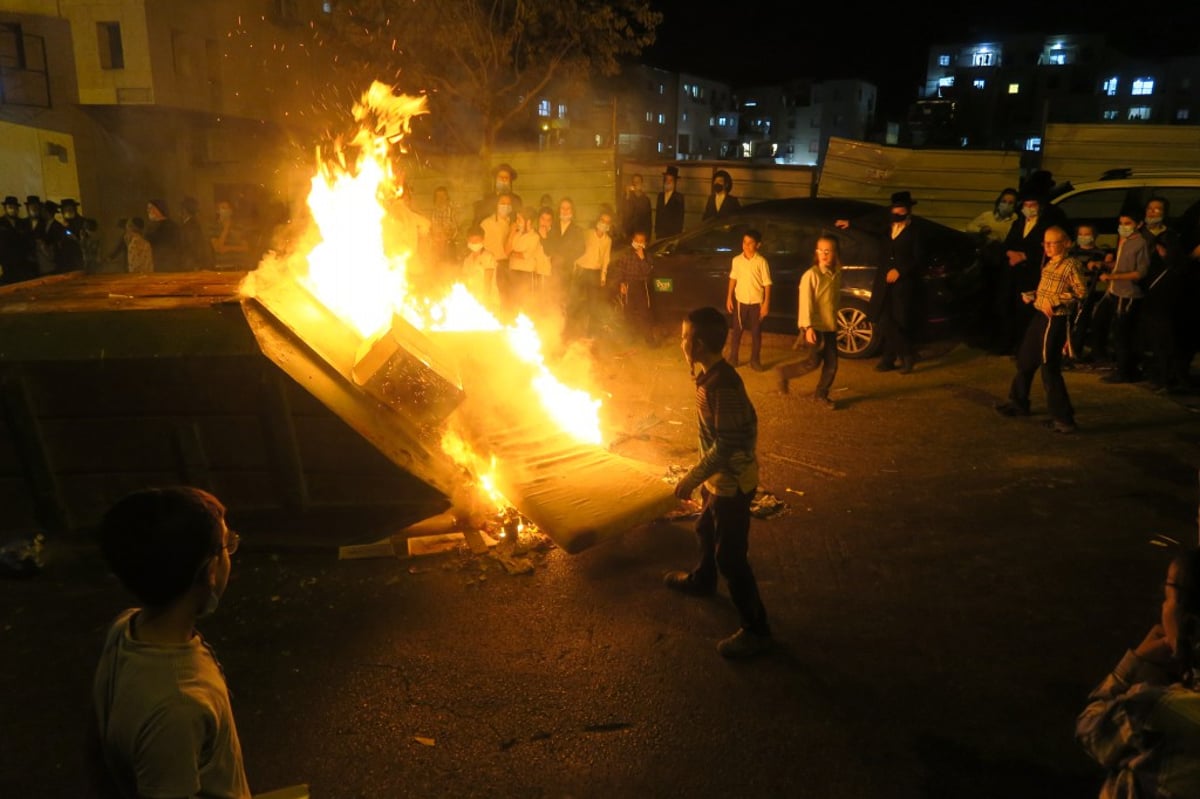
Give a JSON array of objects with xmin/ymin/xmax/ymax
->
[{"xmin": 837, "ymin": 302, "xmax": 879, "ymax": 359}]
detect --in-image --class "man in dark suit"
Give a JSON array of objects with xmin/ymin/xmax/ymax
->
[
  {"xmin": 654, "ymin": 165, "xmax": 685, "ymax": 241},
  {"xmin": 997, "ymin": 193, "xmax": 1052, "ymax": 354},
  {"xmin": 701, "ymin": 169, "xmax": 741, "ymax": 221}
]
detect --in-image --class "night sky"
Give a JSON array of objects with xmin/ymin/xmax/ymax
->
[{"xmin": 644, "ymin": 3, "xmax": 1200, "ymax": 117}]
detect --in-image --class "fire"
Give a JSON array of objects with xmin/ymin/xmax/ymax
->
[{"xmin": 287, "ymin": 81, "xmax": 604, "ymax": 501}]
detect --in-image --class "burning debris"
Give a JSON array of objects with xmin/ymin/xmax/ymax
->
[{"xmin": 242, "ymin": 81, "xmax": 677, "ymax": 553}]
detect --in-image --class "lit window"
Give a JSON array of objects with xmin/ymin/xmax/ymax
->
[
  {"xmin": 657, "ymin": 141, "xmax": 663, "ymax": 153},
  {"xmin": 1024, "ymin": 137, "xmax": 1042, "ymax": 152},
  {"xmin": 1132, "ymin": 77, "xmax": 1155, "ymax": 96},
  {"xmin": 682, "ymin": 111, "xmax": 688, "ymax": 122},
  {"xmin": 1103, "ymin": 109, "xmax": 1118, "ymax": 120},
  {"xmin": 1103, "ymin": 77, "xmax": 1118, "ymax": 96},
  {"xmin": 938, "ymin": 76, "xmax": 955, "ymax": 88},
  {"xmin": 972, "ymin": 50, "xmax": 993, "ymax": 67},
  {"xmin": 683, "ymin": 83, "xmax": 690, "ymax": 93},
  {"xmin": 1178, "ymin": 109, "xmax": 1191, "ymax": 121},
  {"xmin": 973, "ymin": 79, "xmax": 985, "ymax": 89},
  {"xmin": 322, "ymin": 2, "xmax": 332, "ymax": 12},
  {"xmin": 537, "ymin": 99, "xmax": 550, "ymax": 117},
  {"xmin": 1008, "ymin": 83, "xmax": 1020, "ymax": 94},
  {"xmin": 645, "ymin": 111, "xmax": 652, "ymax": 122},
  {"xmin": 97, "ymin": 21, "xmax": 124, "ymax": 70},
  {"xmin": 708, "ymin": 116, "xmax": 715, "ymax": 126},
  {"xmin": 658, "ymin": 84, "xmax": 664, "ymax": 95},
  {"xmin": 657, "ymin": 113, "xmax": 665, "ymax": 125},
  {"xmin": 1046, "ymin": 53, "xmax": 1066, "ymax": 65},
  {"xmin": 557, "ymin": 103, "xmax": 567, "ymax": 118},
  {"xmin": 937, "ymin": 54, "xmax": 950, "ymax": 67},
  {"xmin": 1128, "ymin": 106, "xmax": 1151, "ymax": 120}
]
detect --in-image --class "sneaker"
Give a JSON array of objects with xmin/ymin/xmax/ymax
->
[
  {"xmin": 994, "ymin": 401, "xmax": 1029, "ymax": 417},
  {"xmin": 663, "ymin": 570, "xmax": 716, "ymax": 597},
  {"xmin": 717, "ymin": 627, "xmax": 773, "ymax": 659},
  {"xmin": 814, "ymin": 394, "xmax": 836, "ymax": 410},
  {"xmin": 1043, "ymin": 419, "xmax": 1078, "ymax": 435}
]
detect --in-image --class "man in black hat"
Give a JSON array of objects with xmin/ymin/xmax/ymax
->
[
  {"xmin": 702, "ymin": 169, "xmax": 741, "ymax": 221},
  {"xmin": 0, "ymin": 195, "xmax": 35, "ymax": 284},
  {"xmin": 59, "ymin": 199, "xmax": 99, "ymax": 272},
  {"xmin": 35, "ymin": 200, "xmax": 67, "ymax": 275},
  {"xmin": 837, "ymin": 190, "xmax": 925, "ymax": 373},
  {"xmin": 998, "ymin": 193, "xmax": 1053, "ymax": 355},
  {"xmin": 146, "ymin": 198, "xmax": 184, "ymax": 271},
  {"xmin": 472, "ymin": 163, "xmax": 522, "ymax": 228},
  {"xmin": 654, "ymin": 165, "xmax": 685, "ymax": 240}
]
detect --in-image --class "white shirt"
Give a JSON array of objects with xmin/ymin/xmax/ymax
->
[{"xmin": 729, "ymin": 252, "xmax": 772, "ymax": 304}]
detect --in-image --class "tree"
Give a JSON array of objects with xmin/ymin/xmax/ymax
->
[{"xmin": 315, "ymin": 0, "xmax": 662, "ymax": 156}]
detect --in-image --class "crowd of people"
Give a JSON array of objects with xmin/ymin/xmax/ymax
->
[{"xmin": 0, "ymin": 194, "xmax": 272, "ymax": 283}]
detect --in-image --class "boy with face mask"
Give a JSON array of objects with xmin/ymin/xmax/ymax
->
[
  {"xmin": 1093, "ymin": 212, "xmax": 1150, "ymax": 383},
  {"xmin": 90, "ymin": 487, "xmax": 251, "ymax": 799}
]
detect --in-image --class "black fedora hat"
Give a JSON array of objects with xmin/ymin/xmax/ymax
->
[
  {"xmin": 663, "ymin": 165, "xmax": 680, "ymax": 179},
  {"xmin": 2, "ymin": 196, "xmax": 18, "ymax": 206},
  {"xmin": 889, "ymin": 190, "xmax": 917, "ymax": 208}
]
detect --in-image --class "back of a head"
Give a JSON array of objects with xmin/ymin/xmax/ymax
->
[
  {"xmin": 98, "ymin": 487, "xmax": 225, "ymax": 609},
  {"xmin": 687, "ymin": 306, "xmax": 729, "ymax": 353}
]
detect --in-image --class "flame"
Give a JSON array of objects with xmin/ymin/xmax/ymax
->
[{"xmin": 288, "ymin": 81, "xmax": 604, "ymax": 500}]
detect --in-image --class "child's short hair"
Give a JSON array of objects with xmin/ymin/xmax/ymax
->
[
  {"xmin": 98, "ymin": 487, "xmax": 226, "ymax": 608},
  {"xmin": 467, "ymin": 226, "xmax": 484, "ymax": 240}
]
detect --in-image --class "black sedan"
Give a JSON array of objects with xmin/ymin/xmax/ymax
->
[{"xmin": 646, "ymin": 198, "xmax": 983, "ymax": 358}]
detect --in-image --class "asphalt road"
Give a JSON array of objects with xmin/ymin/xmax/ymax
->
[{"xmin": 3, "ymin": 334, "xmax": 1199, "ymax": 799}]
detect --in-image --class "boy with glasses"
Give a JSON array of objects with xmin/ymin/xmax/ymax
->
[
  {"xmin": 90, "ymin": 486, "xmax": 251, "ymax": 798},
  {"xmin": 995, "ymin": 227, "xmax": 1089, "ymax": 434}
]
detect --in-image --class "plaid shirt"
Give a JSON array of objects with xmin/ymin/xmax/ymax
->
[
  {"xmin": 1034, "ymin": 254, "xmax": 1087, "ymax": 316},
  {"xmin": 1076, "ymin": 650, "xmax": 1200, "ymax": 798},
  {"xmin": 684, "ymin": 360, "xmax": 759, "ymax": 496}
]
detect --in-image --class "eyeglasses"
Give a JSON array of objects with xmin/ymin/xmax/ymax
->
[{"xmin": 224, "ymin": 530, "xmax": 241, "ymax": 556}]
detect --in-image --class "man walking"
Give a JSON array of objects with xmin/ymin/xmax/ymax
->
[{"xmin": 665, "ymin": 306, "xmax": 772, "ymax": 659}]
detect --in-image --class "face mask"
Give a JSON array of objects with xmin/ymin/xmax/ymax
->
[
  {"xmin": 597, "ymin": 223, "xmax": 610, "ymax": 234},
  {"xmin": 468, "ymin": 242, "xmax": 483, "ymax": 252},
  {"xmin": 495, "ymin": 180, "xmax": 510, "ymax": 194},
  {"xmin": 217, "ymin": 208, "xmax": 232, "ymax": 221},
  {"xmin": 713, "ymin": 183, "xmax": 725, "ymax": 194},
  {"xmin": 1076, "ymin": 235, "xmax": 1095, "ymax": 248},
  {"xmin": 1145, "ymin": 214, "xmax": 1163, "ymax": 227},
  {"xmin": 63, "ymin": 210, "xmax": 76, "ymax": 220},
  {"xmin": 632, "ymin": 242, "xmax": 645, "ymax": 251},
  {"xmin": 1118, "ymin": 224, "xmax": 1135, "ymax": 238},
  {"xmin": 996, "ymin": 202, "xmax": 1014, "ymax": 217},
  {"xmin": 497, "ymin": 205, "xmax": 511, "ymax": 217},
  {"xmin": 1022, "ymin": 206, "xmax": 1038, "ymax": 219},
  {"xmin": 560, "ymin": 213, "xmax": 572, "ymax": 223},
  {"xmin": 891, "ymin": 212, "xmax": 908, "ymax": 223}
]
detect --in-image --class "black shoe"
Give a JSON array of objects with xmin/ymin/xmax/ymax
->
[
  {"xmin": 875, "ymin": 360, "xmax": 896, "ymax": 372},
  {"xmin": 663, "ymin": 570, "xmax": 716, "ymax": 597},
  {"xmin": 814, "ymin": 395, "xmax": 836, "ymax": 410},
  {"xmin": 898, "ymin": 359, "xmax": 914, "ymax": 374},
  {"xmin": 1043, "ymin": 419, "xmax": 1078, "ymax": 435},
  {"xmin": 994, "ymin": 401, "xmax": 1029, "ymax": 417},
  {"xmin": 774, "ymin": 372, "xmax": 789, "ymax": 395}
]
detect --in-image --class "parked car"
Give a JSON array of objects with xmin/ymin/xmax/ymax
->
[
  {"xmin": 646, "ymin": 197, "xmax": 983, "ymax": 358},
  {"xmin": 1048, "ymin": 168, "xmax": 1200, "ymax": 249}
]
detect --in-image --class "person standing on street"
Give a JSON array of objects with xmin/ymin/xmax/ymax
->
[
  {"xmin": 994, "ymin": 226, "xmax": 1088, "ymax": 434},
  {"xmin": 701, "ymin": 169, "xmax": 741, "ymax": 222},
  {"xmin": 665, "ymin": 306, "xmax": 772, "ymax": 659},
  {"xmin": 725, "ymin": 229, "xmax": 772, "ymax": 371},
  {"xmin": 775, "ymin": 234, "xmax": 842, "ymax": 408},
  {"xmin": 654, "ymin": 165, "xmax": 685, "ymax": 241}
]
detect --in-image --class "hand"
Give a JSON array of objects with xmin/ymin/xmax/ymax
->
[
  {"xmin": 1134, "ymin": 624, "xmax": 1174, "ymax": 667},
  {"xmin": 726, "ymin": 297, "xmax": 735, "ymax": 314},
  {"xmin": 885, "ymin": 268, "xmax": 900, "ymax": 284},
  {"xmin": 1099, "ymin": 273, "xmax": 1110, "ymax": 283},
  {"xmin": 834, "ymin": 219, "xmax": 849, "ymax": 230},
  {"xmin": 1006, "ymin": 251, "xmax": 1026, "ymax": 267},
  {"xmin": 759, "ymin": 304, "xmax": 769, "ymax": 319},
  {"xmin": 805, "ymin": 327, "xmax": 817, "ymax": 346},
  {"xmin": 674, "ymin": 479, "xmax": 696, "ymax": 501}
]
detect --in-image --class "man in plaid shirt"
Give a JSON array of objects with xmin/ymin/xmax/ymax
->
[{"xmin": 995, "ymin": 226, "xmax": 1089, "ymax": 434}]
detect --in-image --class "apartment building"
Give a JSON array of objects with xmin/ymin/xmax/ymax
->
[{"xmin": 915, "ymin": 32, "xmax": 1200, "ymax": 151}]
